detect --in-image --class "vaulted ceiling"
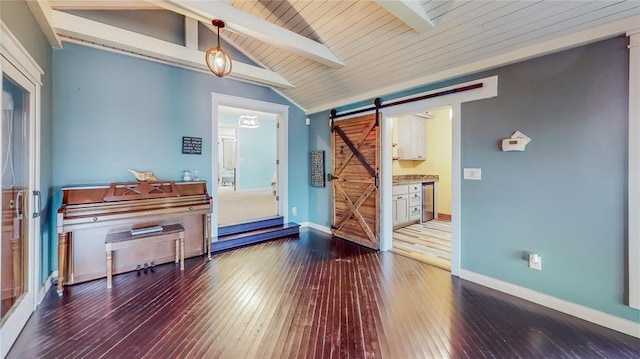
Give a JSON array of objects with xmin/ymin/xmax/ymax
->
[{"xmin": 31, "ymin": 1, "xmax": 640, "ymax": 113}]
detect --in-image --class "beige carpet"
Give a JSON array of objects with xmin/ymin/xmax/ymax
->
[
  {"xmin": 391, "ymin": 220, "xmax": 452, "ymax": 271},
  {"xmin": 217, "ymin": 188, "xmax": 278, "ymax": 226}
]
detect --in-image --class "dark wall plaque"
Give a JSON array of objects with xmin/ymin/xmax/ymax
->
[
  {"xmin": 182, "ymin": 136, "xmax": 202, "ymax": 155},
  {"xmin": 310, "ymin": 150, "xmax": 325, "ymax": 188}
]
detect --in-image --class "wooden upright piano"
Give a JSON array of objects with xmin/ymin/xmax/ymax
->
[{"xmin": 57, "ymin": 181, "xmax": 212, "ymax": 295}]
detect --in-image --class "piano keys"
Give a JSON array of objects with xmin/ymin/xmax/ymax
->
[{"xmin": 56, "ymin": 181, "xmax": 212, "ymax": 296}]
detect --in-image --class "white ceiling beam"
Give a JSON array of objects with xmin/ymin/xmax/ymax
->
[
  {"xmin": 26, "ymin": 0, "xmax": 63, "ymax": 48},
  {"xmin": 185, "ymin": 17, "xmax": 198, "ymax": 49},
  {"xmin": 374, "ymin": 0, "xmax": 434, "ymax": 33},
  {"xmin": 50, "ymin": 0, "xmax": 160, "ymax": 10},
  {"xmin": 51, "ymin": 10, "xmax": 294, "ymax": 88},
  {"xmin": 147, "ymin": 0, "xmax": 345, "ymax": 68}
]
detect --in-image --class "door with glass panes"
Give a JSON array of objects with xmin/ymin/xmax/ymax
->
[{"xmin": 0, "ymin": 45, "xmax": 41, "ymax": 357}]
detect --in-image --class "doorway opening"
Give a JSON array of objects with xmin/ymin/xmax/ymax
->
[
  {"xmin": 216, "ymin": 106, "xmax": 278, "ymax": 227},
  {"xmin": 378, "ymin": 76, "xmax": 498, "ymax": 277},
  {"xmin": 389, "ymin": 106, "xmax": 453, "ymax": 271},
  {"xmin": 210, "ymin": 93, "xmax": 289, "ymax": 241}
]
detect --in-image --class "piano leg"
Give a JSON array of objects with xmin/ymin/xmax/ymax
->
[
  {"xmin": 205, "ymin": 213, "xmax": 212, "ymax": 261},
  {"xmin": 57, "ymin": 232, "xmax": 69, "ymax": 297},
  {"xmin": 180, "ymin": 234, "xmax": 185, "ymax": 271},
  {"xmin": 175, "ymin": 239, "xmax": 179, "ymax": 264},
  {"xmin": 106, "ymin": 251, "xmax": 113, "ymax": 289}
]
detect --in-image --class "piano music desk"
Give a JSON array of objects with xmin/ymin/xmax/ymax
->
[{"xmin": 105, "ymin": 224, "xmax": 185, "ymax": 289}]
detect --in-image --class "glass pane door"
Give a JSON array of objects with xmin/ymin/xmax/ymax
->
[{"xmin": 1, "ymin": 72, "xmax": 31, "ymax": 321}]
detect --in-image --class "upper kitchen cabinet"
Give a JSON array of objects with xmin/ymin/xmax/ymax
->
[{"xmin": 396, "ymin": 117, "xmax": 426, "ymax": 160}]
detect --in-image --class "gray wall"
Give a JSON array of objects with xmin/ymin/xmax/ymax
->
[
  {"xmin": 461, "ymin": 36, "xmax": 636, "ymax": 321},
  {"xmin": 1, "ymin": 0, "xmax": 54, "ymax": 285},
  {"xmin": 308, "ymin": 36, "xmax": 639, "ymax": 322},
  {"xmin": 51, "ymin": 42, "xmax": 309, "ymax": 269}
]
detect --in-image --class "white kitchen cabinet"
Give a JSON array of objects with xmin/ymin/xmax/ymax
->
[
  {"xmin": 393, "ymin": 183, "xmax": 422, "ymax": 227},
  {"xmin": 393, "ymin": 194, "xmax": 409, "ymax": 225},
  {"xmin": 392, "ymin": 185, "xmax": 409, "ymax": 226},
  {"xmin": 396, "ymin": 117, "xmax": 426, "ymax": 160},
  {"xmin": 408, "ymin": 185, "xmax": 422, "ymax": 221}
]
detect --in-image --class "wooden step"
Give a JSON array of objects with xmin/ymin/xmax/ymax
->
[
  {"xmin": 212, "ymin": 222, "xmax": 300, "ymax": 252},
  {"xmin": 218, "ymin": 216, "xmax": 284, "ymax": 236}
]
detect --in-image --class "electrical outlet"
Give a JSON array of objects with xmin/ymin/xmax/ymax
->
[
  {"xmin": 528, "ymin": 253, "xmax": 542, "ymax": 270},
  {"xmin": 292, "ymin": 207, "xmax": 297, "ymax": 216}
]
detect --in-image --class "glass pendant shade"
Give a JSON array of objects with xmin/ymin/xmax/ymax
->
[{"xmin": 239, "ymin": 115, "xmax": 259, "ymax": 128}]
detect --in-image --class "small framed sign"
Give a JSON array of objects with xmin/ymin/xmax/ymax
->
[
  {"xmin": 182, "ymin": 136, "xmax": 202, "ymax": 155},
  {"xmin": 310, "ymin": 150, "xmax": 325, "ymax": 188}
]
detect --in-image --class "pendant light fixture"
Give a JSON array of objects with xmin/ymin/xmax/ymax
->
[
  {"xmin": 206, "ymin": 19, "xmax": 232, "ymax": 77},
  {"xmin": 238, "ymin": 115, "xmax": 260, "ymax": 129}
]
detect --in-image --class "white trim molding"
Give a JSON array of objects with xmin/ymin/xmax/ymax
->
[
  {"xmin": 628, "ymin": 30, "xmax": 640, "ymax": 310},
  {"xmin": 0, "ymin": 23, "xmax": 44, "ymax": 84},
  {"xmin": 460, "ymin": 270, "xmax": 640, "ymax": 338}
]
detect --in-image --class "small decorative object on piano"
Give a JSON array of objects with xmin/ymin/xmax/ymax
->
[
  {"xmin": 128, "ymin": 169, "xmax": 159, "ymax": 182},
  {"xmin": 130, "ymin": 225, "xmax": 163, "ymax": 236},
  {"xmin": 182, "ymin": 170, "xmax": 191, "ymax": 181}
]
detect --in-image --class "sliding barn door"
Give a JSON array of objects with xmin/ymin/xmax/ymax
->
[{"xmin": 331, "ymin": 113, "xmax": 380, "ymax": 250}]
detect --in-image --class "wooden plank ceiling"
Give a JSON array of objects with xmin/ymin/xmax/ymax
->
[{"xmin": 48, "ymin": 1, "xmax": 640, "ymax": 112}]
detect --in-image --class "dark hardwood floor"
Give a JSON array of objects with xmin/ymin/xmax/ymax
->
[{"xmin": 8, "ymin": 228, "xmax": 640, "ymax": 358}]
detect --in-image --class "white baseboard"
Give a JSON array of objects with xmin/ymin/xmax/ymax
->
[
  {"xmin": 459, "ymin": 269, "xmax": 640, "ymax": 338},
  {"xmin": 227, "ymin": 187, "xmax": 272, "ymax": 193},
  {"xmin": 37, "ymin": 271, "xmax": 57, "ymax": 306},
  {"xmin": 300, "ymin": 222, "xmax": 332, "ymax": 234}
]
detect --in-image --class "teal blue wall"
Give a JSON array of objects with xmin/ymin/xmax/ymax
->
[
  {"xmin": 308, "ymin": 36, "xmax": 639, "ymax": 323},
  {"xmin": 308, "ymin": 112, "xmax": 331, "ymax": 228},
  {"xmin": 1, "ymin": 0, "xmax": 54, "ymax": 285},
  {"xmin": 52, "ymin": 42, "xmax": 308, "ymax": 268},
  {"xmin": 219, "ymin": 115, "xmax": 277, "ymax": 190}
]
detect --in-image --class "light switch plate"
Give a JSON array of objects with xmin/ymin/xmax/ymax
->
[{"xmin": 463, "ymin": 168, "xmax": 482, "ymax": 180}]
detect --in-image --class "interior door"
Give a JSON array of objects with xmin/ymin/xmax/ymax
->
[
  {"xmin": 331, "ymin": 113, "xmax": 380, "ymax": 249},
  {"xmin": 1, "ymin": 53, "xmax": 39, "ymax": 357}
]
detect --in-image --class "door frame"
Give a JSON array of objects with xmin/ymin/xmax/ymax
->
[
  {"xmin": 380, "ymin": 76, "xmax": 498, "ymax": 276},
  {"xmin": 217, "ymin": 124, "xmax": 238, "ymax": 189},
  {"xmin": 210, "ymin": 93, "xmax": 289, "ymax": 239},
  {"xmin": 0, "ymin": 22, "xmax": 43, "ymax": 357}
]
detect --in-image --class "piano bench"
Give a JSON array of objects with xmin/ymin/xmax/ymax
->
[{"xmin": 105, "ymin": 224, "xmax": 185, "ymax": 289}]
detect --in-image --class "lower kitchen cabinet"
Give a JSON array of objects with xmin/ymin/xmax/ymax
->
[{"xmin": 393, "ymin": 183, "xmax": 422, "ymax": 228}]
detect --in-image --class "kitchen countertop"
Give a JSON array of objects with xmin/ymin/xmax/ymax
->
[{"xmin": 392, "ymin": 175, "xmax": 439, "ymax": 184}]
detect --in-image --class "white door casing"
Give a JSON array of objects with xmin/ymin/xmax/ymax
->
[{"xmin": 210, "ymin": 93, "xmax": 289, "ymax": 239}]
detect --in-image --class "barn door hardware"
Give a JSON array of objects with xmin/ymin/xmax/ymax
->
[{"xmin": 374, "ymin": 97, "xmax": 382, "ymax": 126}]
